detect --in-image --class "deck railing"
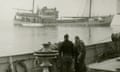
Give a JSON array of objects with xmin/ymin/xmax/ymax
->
[{"xmin": 0, "ymin": 41, "xmax": 118, "ymax": 72}]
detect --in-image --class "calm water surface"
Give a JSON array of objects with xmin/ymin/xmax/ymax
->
[{"xmin": 0, "ymin": 20, "xmax": 119, "ymax": 57}]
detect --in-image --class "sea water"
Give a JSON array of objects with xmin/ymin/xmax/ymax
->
[{"xmin": 0, "ymin": 20, "xmax": 119, "ymax": 57}]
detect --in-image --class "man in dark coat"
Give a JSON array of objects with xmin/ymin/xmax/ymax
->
[
  {"xmin": 59, "ymin": 34, "xmax": 74, "ymax": 72},
  {"xmin": 74, "ymin": 36, "xmax": 87, "ymax": 72}
]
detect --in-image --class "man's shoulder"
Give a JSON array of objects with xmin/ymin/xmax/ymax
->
[
  {"xmin": 79, "ymin": 40, "xmax": 83, "ymax": 43},
  {"xmin": 80, "ymin": 40, "xmax": 85, "ymax": 45},
  {"xmin": 62, "ymin": 40, "xmax": 73, "ymax": 43},
  {"xmin": 68, "ymin": 40, "xmax": 73, "ymax": 44},
  {"xmin": 62, "ymin": 40, "xmax": 73, "ymax": 46}
]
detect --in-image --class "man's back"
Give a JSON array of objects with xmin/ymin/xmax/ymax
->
[
  {"xmin": 58, "ymin": 34, "xmax": 74, "ymax": 72},
  {"xmin": 59, "ymin": 40, "xmax": 74, "ymax": 56}
]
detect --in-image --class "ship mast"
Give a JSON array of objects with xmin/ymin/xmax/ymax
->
[
  {"xmin": 88, "ymin": 0, "xmax": 92, "ymax": 41},
  {"xmin": 32, "ymin": 0, "xmax": 35, "ymax": 13},
  {"xmin": 89, "ymin": 0, "xmax": 92, "ymax": 18}
]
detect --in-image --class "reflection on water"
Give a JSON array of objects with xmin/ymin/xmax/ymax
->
[
  {"xmin": 14, "ymin": 26, "xmax": 58, "ymax": 52},
  {"xmin": 57, "ymin": 26, "xmax": 112, "ymax": 44},
  {"xmin": 0, "ymin": 20, "xmax": 119, "ymax": 56}
]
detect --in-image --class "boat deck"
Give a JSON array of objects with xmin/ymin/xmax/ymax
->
[
  {"xmin": 0, "ymin": 41, "xmax": 118, "ymax": 72},
  {"xmin": 88, "ymin": 57, "xmax": 120, "ymax": 72}
]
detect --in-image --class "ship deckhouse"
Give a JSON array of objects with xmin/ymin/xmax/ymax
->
[{"xmin": 14, "ymin": 6, "xmax": 59, "ymax": 23}]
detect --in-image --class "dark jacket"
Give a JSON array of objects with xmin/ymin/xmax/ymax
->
[
  {"xmin": 59, "ymin": 40, "xmax": 74, "ymax": 72},
  {"xmin": 74, "ymin": 40, "xmax": 87, "ymax": 72},
  {"xmin": 59, "ymin": 40, "xmax": 74, "ymax": 57}
]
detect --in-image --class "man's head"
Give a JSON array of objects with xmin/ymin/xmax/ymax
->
[
  {"xmin": 43, "ymin": 43, "xmax": 49, "ymax": 48},
  {"xmin": 64, "ymin": 34, "xmax": 69, "ymax": 41},
  {"xmin": 75, "ymin": 36, "xmax": 80, "ymax": 40}
]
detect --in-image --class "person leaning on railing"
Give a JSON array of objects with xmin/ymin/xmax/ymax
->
[{"xmin": 74, "ymin": 36, "xmax": 87, "ymax": 72}]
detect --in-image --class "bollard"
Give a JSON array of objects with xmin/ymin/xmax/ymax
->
[{"xmin": 33, "ymin": 43, "xmax": 58, "ymax": 72}]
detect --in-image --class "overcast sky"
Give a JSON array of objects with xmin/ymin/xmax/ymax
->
[{"xmin": 0, "ymin": 0, "xmax": 117, "ymax": 20}]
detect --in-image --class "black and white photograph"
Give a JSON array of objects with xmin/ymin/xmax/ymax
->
[{"xmin": 0, "ymin": 0, "xmax": 119, "ymax": 72}]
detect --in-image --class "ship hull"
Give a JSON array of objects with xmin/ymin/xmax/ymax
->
[
  {"xmin": 14, "ymin": 20, "xmax": 44, "ymax": 27},
  {"xmin": 14, "ymin": 20, "xmax": 58, "ymax": 27},
  {"xmin": 14, "ymin": 19, "xmax": 112, "ymax": 27}
]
